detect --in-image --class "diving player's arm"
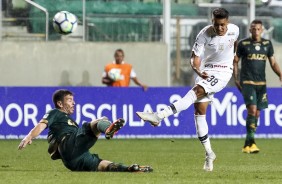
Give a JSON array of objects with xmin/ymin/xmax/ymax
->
[
  {"xmin": 269, "ymin": 56, "xmax": 282, "ymax": 83},
  {"xmin": 190, "ymin": 51, "xmax": 208, "ymax": 79},
  {"xmin": 18, "ymin": 119, "xmax": 47, "ymax": 150}
]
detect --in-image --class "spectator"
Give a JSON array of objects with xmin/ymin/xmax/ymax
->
[{"xmin": 102, "ymin": 49, "xmax": 148, "ymax": 91}]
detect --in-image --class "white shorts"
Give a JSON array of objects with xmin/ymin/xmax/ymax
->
[{"xmin": 194, "ymin": 70, "xmax": 232, "ymax": 103}]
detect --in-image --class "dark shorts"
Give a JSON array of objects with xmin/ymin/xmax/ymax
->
[
  {"xmin": 241, "ymin": 84, "xmax": 268, "ymax": 110},
  {"xmin": 59, "ymin": 123, "xmax": 102, "ymax": 171}
]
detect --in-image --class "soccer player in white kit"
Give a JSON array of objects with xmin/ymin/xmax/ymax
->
[{"xmin": 137, "ymin": 8, "xmax": 239, "ymax": 172}]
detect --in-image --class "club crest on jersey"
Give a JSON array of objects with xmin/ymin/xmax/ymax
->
[
  {"xmin": 255, "ymin": 45, "xmax": 260, "ymax": 51},
  {"xmin": 219, "ymin": 43, "xmax": 224, "ymax": 50}
]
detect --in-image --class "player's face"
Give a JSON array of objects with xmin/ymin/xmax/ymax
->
[
  {"xmin": 60, "ymin": 94, "xmax": 75, "ymax": 115},
  {"xmin": 114, "ymin": 51, "xmax": 124, "ymax": 64},
  {"xmin": 249, "ymin": 23, "xmax": 263, "ymax": 41},
  {"xmin": 212, "ymin": 18, "xmax": 229, "ymax": 36}
]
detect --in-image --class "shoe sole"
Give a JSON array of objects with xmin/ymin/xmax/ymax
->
[
  {"xmin": 250, "ymin": 150, "xmax": 260, "ymax": 154},
  {"xmin": 242, "ymin": 149, "xmax": 250, "ymax": 153},
  {"xmin": 131, "ymin": 166, "xmax": 153, "ymax": 173},
  {"xmin": 139, "ymin": 166, "xmax": 153, "ymax": 172},
  {"xmin": 136, "ymin": 112, "xmax": 159, "ymax": 127},
  {"xmin": 105, "ymin": 118, "xmax": 125, "ymax": 139}
]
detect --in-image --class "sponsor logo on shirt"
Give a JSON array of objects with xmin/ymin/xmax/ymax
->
[
  {"xmin": 204, "ymin": 64, "xmax": 228, "ymax": 68},
  {"xmin": 242, "ymin": 41, "xmax": 251, "ymax": 45}
]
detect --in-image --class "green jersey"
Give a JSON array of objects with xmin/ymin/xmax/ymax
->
[
  {"xmin": 236, "ymin": 37, "xmax": 274, "ymax": 83},
  {"xmin": 43, "ymin": 109, "xmax": 102, "ymax": 171},
  {"xmin": 43, "ymin": 109, "xmax": 78, "ymax": 141}
]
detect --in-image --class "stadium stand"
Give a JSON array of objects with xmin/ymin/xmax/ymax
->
[{"xmin": 26, "ymin": 0, "xmax": 198, "ymax": 41}]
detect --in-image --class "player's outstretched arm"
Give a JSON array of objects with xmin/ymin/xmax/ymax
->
[
  {"xmin": 18, "ymin": 119, "xmax": 47, "ymax": 150},
  {"xmin": 269, "ymin": 56, "xmax": 282, "ymax": 83},
  {"xmin": 233, "ymin": 55, "xmax": 242, "ymax": 92}
]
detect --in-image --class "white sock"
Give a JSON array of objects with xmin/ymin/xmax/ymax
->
[
  {"xmin": 194, "ymin": 115, "xmax": 213, "ymax": 154},
  {"xmin": 157, "ymin": 105, "xmax": 174, "ymax": 119},
  {"xmin": 158, "ymin": 90, "xmax": 197, "ymax": 119},
  {"xmin": 174, "ymin": 90, "xmax": 197, "ymax": 112}
]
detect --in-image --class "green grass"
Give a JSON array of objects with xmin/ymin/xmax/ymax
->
[{"xmin": 1, "ymin": 139, "xmax": 282, "ymax": 184}]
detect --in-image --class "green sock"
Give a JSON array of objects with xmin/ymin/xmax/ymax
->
[
  {"xmin": 97, "ymin": 120, "xmax": 111, "ymax": 133},
  {"xmin": 245, "ymin": 115, "xmax": 256, "ymax": 146},
  {"xmin": 251, "ymin": 117, "xmax": 259, "ymax": 145},
  {"xmin": 106, "ymin": 163, "xmax": 129, "ymax": 172}
]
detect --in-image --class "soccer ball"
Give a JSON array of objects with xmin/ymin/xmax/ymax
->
[
  {"xmin": 53, "ymin": 11, "xmax": 78, "ymax": 35},
  {"xmin": 108, "ymin": 69, "xmax": 121, "ymax": 81}
]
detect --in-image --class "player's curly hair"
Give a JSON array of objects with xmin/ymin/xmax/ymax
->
[
  {"xmin": 212, "ymin": 8, "xmax": 229, "ymax": 19},
  {"xmin": 52, "ymin": 89, "xmax": 73, "ymax": 108}
]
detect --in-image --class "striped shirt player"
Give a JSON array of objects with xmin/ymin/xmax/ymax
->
[{"xmin": 136, "ymin": 8, "xmax": 239, "ymax": 172}]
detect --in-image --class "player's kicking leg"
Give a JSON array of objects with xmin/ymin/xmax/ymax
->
[
  {"xmin": 105, "ymin": 118, "xmax": 125, "ymax": 139},
  {"xmin": 136, "ymin": 111, "xmax": 162, "ymax": 126}
]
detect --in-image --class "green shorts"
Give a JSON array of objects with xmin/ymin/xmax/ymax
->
[
  {"xmin": 59, "ymin": 123, "xmax": 102, "ymax": 171},
  {"xmin": 241, "ymin": 84, "xmax": 268, "ymax": 110}
]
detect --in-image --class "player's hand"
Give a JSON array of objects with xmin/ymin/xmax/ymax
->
[
  {"xmin": 200, "ymin": 71, "xmax": 209, "ymax": 79},
  {"xmin": 102, "ymin": 76, "xmax": 114, "ymax": 85},
  {"xmin": 235, "ymin": 80, "xmax": 242, "ymax": 92},
  {"xmin": 142, "ymin": 85, "xmax": 148, "ymax": 91},
  {"xmin": 18, "ymin": 137, "xmax": 32, "ymax": 150}
]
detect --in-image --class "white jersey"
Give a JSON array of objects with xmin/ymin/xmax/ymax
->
[{"xmin": 192, "ymin": 23, "xmax": 239, "ymax": 73}]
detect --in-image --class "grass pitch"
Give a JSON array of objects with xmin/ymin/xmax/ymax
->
[{"xmin": 0, "ymin": 139, "xmax": 282, "ymax": 184}]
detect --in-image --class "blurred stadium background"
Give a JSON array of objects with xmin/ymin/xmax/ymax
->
[
  {"xmin": 1, "ymin": 0, "xmax": 282, "ymax": 138},
  {"xmin": 1, "ymin": 2, "xmax": 282, "ymax": 182},
  {"xmin": 1, "ymin": 0, "xmax": 282, "ymax": 87}
]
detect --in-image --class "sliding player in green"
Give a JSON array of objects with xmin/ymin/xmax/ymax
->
[{"xmin": 18, "ymin": 89, "xmax": 152, "ymax": 172}]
